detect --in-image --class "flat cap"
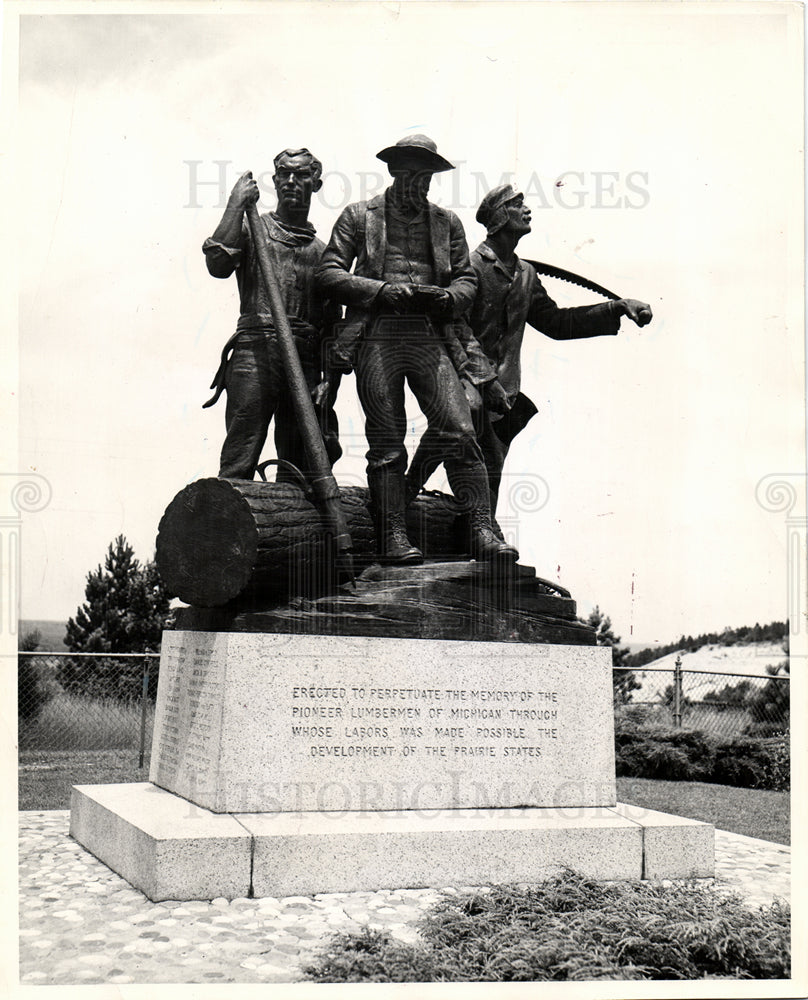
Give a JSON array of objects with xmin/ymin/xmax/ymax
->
[{"xmin": 476, "ymin": 183, "xmax": 520, "ymax": 232}]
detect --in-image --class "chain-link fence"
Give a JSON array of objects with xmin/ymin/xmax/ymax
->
[
  {"xmin": 17, "ymin": 653, "xmax": 790, "ymax": 767},
  {"xmin": 18, "ymin": 652, "xmax": 159, "ymax": 766},
  {"xmin": 613, "ymin": 664, "xmax": 790, "ymax": 739}
]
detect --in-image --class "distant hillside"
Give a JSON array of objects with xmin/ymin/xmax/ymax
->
[
  {"xmin": 625, "ymin": 621, "xmax": 787, "ymax": 666},
  {"xmin": 630, "ymin": 642, "xmax": 788, "ymax": 701},
  {"xmin": 625, "ymin": 642, "xmax": 651, "ymax": 654},
  {"xmin": 18, "ymin": 620, "xmax": 67, "ymax": 652}
]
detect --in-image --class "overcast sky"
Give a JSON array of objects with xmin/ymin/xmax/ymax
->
[{"xmin": 9, "ymin": 3, "xmax": 805, "ymax": 648}]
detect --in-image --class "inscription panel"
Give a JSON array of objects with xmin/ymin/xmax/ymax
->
[
  {"xmin": 152, "ymin": 632, "xmax": 615, "ymax": 814},
  {"xmin": 290, "ymin": 685, "xmax": 561, "ymax": 761}
]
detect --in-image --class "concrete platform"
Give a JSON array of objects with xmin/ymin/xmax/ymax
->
[
  {"xmin": 70, "ymin": 782, "xmax": 714, "ymax": 902},
  {"xmin": 70, "ymin": 782, "xmax": 253, "ymax": 901},
  {"xmin": 21, "ymin": 809, "xmax": 790, "ymax": 987}
]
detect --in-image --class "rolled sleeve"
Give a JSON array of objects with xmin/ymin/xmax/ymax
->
[{"xmin": 202, "ymin": 237, "xmax": 243, "ymax": 278}]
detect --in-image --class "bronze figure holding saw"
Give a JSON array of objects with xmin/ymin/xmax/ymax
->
[{"xmin": 406, "ymin": 183, "xmax": 652, "ymax": 525}]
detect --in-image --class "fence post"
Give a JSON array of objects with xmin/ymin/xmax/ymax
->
[
  {"xmin": 139, "ymin": 657, "xmax": 151, "ymax": 769},
  {"xmin": 673, "ymin": 654, "xmax": 683, "ymax": 728}
]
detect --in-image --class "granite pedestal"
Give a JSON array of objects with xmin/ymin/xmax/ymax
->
[
  {"xmin": 70, "ymin": 630, "xmax": 714, "ymax": 900},
  {"xmin": 149, "ymin": 632, "xmax": 615, "ymax": 813}
]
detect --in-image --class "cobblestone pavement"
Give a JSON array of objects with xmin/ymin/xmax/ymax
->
[{"xmin": 18, "ymin": 811, "xmax": 790, "ymax": 986}]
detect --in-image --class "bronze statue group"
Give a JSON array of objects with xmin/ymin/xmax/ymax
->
[{"xmin": 203, "ymin": 135, "xmax": 652, "ymax": 567}]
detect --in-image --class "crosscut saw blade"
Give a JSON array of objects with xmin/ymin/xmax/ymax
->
[{"xmin": 523, "ymin": 258, "xmax": 621, "ymax": 302}]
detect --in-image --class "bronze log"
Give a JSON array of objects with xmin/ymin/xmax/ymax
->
[{"xmin": 156, "ymin": 478, "xmax": 465, "ymax": 607}]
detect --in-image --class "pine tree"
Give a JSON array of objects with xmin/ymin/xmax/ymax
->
[
  {"xmin": 583, "ymin": 605, "xmax": 640, "ymax": 704},
  {"xmin": 65, "ymin": 535, "xmax": 169, "ymax": 654},
  {"xmin": 19, "ymin": 628, "xmax": 42, "ymax": 652},
  {"xmin": 61, "ymin": 536, "xmax": 170, "ymax": 701}
]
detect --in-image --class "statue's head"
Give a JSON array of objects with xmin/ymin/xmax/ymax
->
[
  {"xmin": 377, "ymin": 134, "xmax": 454, "ymax": 208},
  {"xmin": 272, "ymin": 148, "xmax": 323, "ymax": 217},
  {"xmin": 476, "ymin": 183, "xmax": 532, "ymax": 238}
]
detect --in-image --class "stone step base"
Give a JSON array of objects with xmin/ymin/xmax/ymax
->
[{"xmin": 70, "ymin": 782, "xmax": 714, "ymax": 903}]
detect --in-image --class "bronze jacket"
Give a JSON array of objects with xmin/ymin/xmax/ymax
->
[
  {"xmin": 315, "ymin": 191, "xmax": 493, "ymax": 383},
  {"xmin": 469, "ymin": 242, "xmax": 620, "ymax": 406}
]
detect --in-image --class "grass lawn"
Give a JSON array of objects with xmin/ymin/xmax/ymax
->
[
  {"xmin": 18, "ymin": 689, "xmax": 153, "ymax": 809},
  {"xmin": 20, "ymin": 689, "xmax": 153, "ymax": 753},
  {"xmin": 617, "ymin": 776, "xmax": 789, "ymax": 845},
  {"xmin": 18, "ymin": 750, "xmax": 149, "ymax": 810}
]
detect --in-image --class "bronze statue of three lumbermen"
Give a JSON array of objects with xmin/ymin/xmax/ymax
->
[{"xmin": 203, "ymin": 135, "xmax": 652, "ymax": 568}]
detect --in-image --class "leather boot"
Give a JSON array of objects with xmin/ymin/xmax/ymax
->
[
  {"xmin": 468, "ymin": 508, "xmax": 519, "ymax": 562},
  {"xmin": 368, "ymin": 469, "xmax": 423, "ymax": 565},
  {"xmin": 383, "ymin": 511, "xmax": 423, "ymax": 564},
  {"xmin": 448, "ymin": 463, "xmax": 519, "ymax": 563}
]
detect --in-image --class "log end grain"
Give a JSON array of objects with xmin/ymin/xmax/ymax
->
[{"xmin": 156, "ymin": 478, "xmax": 258, "ymax": 607}]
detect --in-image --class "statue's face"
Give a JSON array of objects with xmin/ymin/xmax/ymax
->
[
  {"xmin": 389, "ymin": 158, "xmax": 434, "ymax": 208},
  {"xmin": 503, "ymin": 192, "xmax": 532, "ymax": 236},
  {"xmin": 273, "ymin": 154, "xmax": 322, "ymax": 214}
]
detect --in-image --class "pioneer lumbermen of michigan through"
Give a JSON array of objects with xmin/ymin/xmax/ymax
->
[{"xmin": 315, "ymin": 134, "xmax": 517, "ymax": 566}]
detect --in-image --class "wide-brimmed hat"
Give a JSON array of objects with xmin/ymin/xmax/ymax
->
[{"xmin": 376, "ymin": 134, "xmax": 454, "ymax": 173}]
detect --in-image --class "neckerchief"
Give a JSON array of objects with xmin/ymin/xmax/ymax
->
[{"xmin": 264, "ymin": 212, "xmax": 317, "ymax": 247}]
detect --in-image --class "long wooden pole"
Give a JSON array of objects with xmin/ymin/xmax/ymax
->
[{"xmin": 245, "ymin": 202, "xmax": 354, "ymax": 584}]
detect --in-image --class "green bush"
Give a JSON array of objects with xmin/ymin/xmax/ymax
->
[
  {"xmin": 613, "ymin": 719, "xmax": 788, "ymax": 791},
  {"xmin": 304, "ymin": 872, "xmax": 790, "ymax": 982},
  {"xmin": 641, "ymin": 742, "xmax": 694, "ymax": 780},
  {"xmin": 744, "ymin": 720, "xmax": 785, "ymax": 738},
  {"xmin": 711, "ymin": 737, "xmax": 770, "ymax": 789},
  {"xmin": 614, "ymin": 720, "xmax": 712, "ymax": 782},
  {"xmin": 764, "ymin": 737, "xmax": 790, "ymax": 792}
]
